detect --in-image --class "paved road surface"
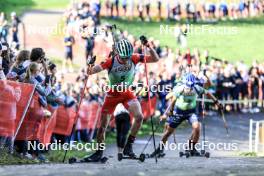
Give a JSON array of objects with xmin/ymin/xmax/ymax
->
[{"xmin": 1, "ymin": 113, "xmax": 264, "ymax": 176}]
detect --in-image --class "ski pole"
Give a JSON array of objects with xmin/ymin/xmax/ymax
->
[
  {"xmin": 62, "ymin": 56, "xmax": 96, "ymax": 163},
  {"xmin": 141, "ymin": 40, "xmax": 158, "ymax": 163},
  {"xmin": 202, "ymin": 94, "xmax": 206, "ymax": 151}
]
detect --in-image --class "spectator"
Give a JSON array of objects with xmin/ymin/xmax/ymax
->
[
  {"xmin": 0, "ymin": 42, "xmax": 11, "ymax": 76},
  {"xmin": 110, "ymin": 0, "xmax": 119, "ymax": 18},
  {"xmin": 137, "ymin": 1, "xmax": 144, "ymax": 21},
  {"xmin": 145, "ymin": 0, "xmax": 151, "ymax": 21},
  {"xmin": 248, "ymin": 66, "xmax": 262, "ymax": 113},
  {"xmin": 63, "ymin": 32, "xmax": 75, "ymax": 73},
  {"xmin": 122, "ymin": 0, "xmax": 128, "ymax": 17},
  {"xmin": 10, "ymin": 12, "xmax": 21, "ymax": 50},
  {"xmin": 0, "ymin": 12, "xmax": 8, "ymax": 42},
  {"xmin": 29, "ymin": 48, "xmax": 48, "ymax": 83},
  {"xmin": 0, "ymin": 42, "xmax": 5, "ymax": 80},
  {"xmin": 8, "ymin": 50, "xmax": 30, "ymax": 81}
]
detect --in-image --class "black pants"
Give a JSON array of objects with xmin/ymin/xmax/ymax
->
[{"xmin": 115, "ymin": 113, "xmax": 130, "ymax": 148}]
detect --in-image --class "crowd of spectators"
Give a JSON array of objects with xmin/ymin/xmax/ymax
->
[
  {"xmin": 0, "ymin": 12, "xmax": 22, "ymax": 50},
  {"xmin": 1, "ymin": 0, "xmax": 264, "ymax": 162},
  {"xmin": 61, "ymin": 0, "xmax": 263, "ymax": 116},
  {"xmin": 102, "ymin": 0, "xmax": 264, "ymax": 22}
]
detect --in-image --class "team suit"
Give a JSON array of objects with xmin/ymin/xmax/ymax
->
[{"xmin": 100, "ymin": 53, "xmax": 151, "ymax": 115}]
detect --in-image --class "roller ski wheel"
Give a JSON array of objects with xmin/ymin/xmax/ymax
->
[
  {"xmin": 118, "ymin": 153, "xmax": 145, "ymax": 162},
  {"xmin": 149, "ymin": 147, "xmax": 165, "ymax": 158},
  {"xmin": 139, "ymin": 154, "xmax": 146, "ymax": 162},
  {"xmin": 69, "ymin": 157, "xmax": 78, "ymax": 164},
  {"xmin": 178, "ymin": 151, "xmax": 190, "ymax": 158},
  {"xmin": 118, "ymin": 153, "xmax": 123, "ymax": 161},
  {"xmin": 68, "ymin": 156, "xmax": 108, "ymax": 164},
  {"xmin": 185, "ymin": 152, "xmax": 190, "ymax": 158},
  {"xmin": 200, "ymin": 150, "xmax": 205, "ymax": 155},
  {"xmin": 179, "ymin": 151, "xmax": 184, "ymax": 158},
  {"xmin": 204, "ymin": 152, "xmax": 210, "ymax": 158}
]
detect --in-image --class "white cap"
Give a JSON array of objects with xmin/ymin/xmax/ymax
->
[
  {"xmin": 2, "ymin": 45, "xmax": 7, "ymax": 51},
  {"xmin": 11, "ymin": 12, "xmax": 16, "ymax": 17}
]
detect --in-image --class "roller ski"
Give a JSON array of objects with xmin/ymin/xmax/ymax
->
[
  {"xmin": 179, "ymin": 149, "xmax": 210, "ymax": 158},
  {"xmin": 146, "ymin": 147, "xmax": 166, "ymax": 158},
  {"xmin": 117, "ymin": 153, "xmax": 146, "ymax": 162},
  {"xmin": 118, "ymin": 141, "xmax": 145, "ymax": 162},
  {"xmin": 69, "ymin": 150, "xmax": 108, "ymax": 164}
]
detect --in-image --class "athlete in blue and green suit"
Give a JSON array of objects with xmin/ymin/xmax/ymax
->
[{"xmin": 151, "ymin": 73, "xmax": 223, "ymax": 156}]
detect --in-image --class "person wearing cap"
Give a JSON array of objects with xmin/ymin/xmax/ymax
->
[
  {"xmin": 151, "ymin": 73, "xmax": 223, "ymax": 157},
  {"xmin": 84, "ymin": 37, "xmax": 159, "ymax": 162}
]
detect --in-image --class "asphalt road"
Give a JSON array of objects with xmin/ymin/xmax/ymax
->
[{"xmin": 1, "ymin": 113, "xmax": 264, "ymax": 176}]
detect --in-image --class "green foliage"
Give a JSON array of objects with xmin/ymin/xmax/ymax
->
[{"xmin": 239, "ymin": 152, "xmax": 257, "ymax": 157}]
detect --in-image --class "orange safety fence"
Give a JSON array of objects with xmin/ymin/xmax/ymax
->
[
  {"xmin": 15, "ymin": 93, "xmax": 45, "ymax": 141},
  {"xmin": 53, "ymin": 106, "xmax": 76, "ymax": 136},
  {"xmin": 140, "ymin": 96, "xmax": 157, "ymax": 120},
  {"xmin": 0, "ymin": 80, "xmax": 35, "ymax": 138},
  {"xmin": 38, "ymin": 106, "xmax": 58, "ymax": 145},
  {"xmin": 76, "ymin": 101, "xmax": 101, "ymax": 130}
]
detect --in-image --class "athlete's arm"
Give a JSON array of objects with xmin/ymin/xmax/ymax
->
[
  {"xmin": 88, "ymin": 58, "xmax": 112, "ymax": 75},
  {"xmin": 88, "ymin": 65, "xmax": 104, "ymax": 75},
  {"xmin": 206, "ymin": 92, "xmax": 223, "ymax": 110},
  {"xmin": 166, "ymin": 92, "xmax": 175, "ymax": 100},
  {"xmin": 145, "ymin": 45, "xmax": 159, "ymax": 63},
  {"xmin": 160, "ymin": 96, "xmax": 177, "ymax": 121}
]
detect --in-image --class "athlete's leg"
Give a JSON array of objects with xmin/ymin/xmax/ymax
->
[
  {"xmin": 161, "ymin": 125, "xmax": 175, "ymax": 145},
  {"xmin": 96, "ymin": 95, "xmax": 120, "ymax": 145},
  {"xmin": 151, "ymin": 113, "xmax": 185, "ymax": 157},
  {"xmin": 191, "ymin": 121, "xmax": 200, "ymax": 144},
  {"xmin": 96, "ymin": 113, "xmax": 110, "ymax": 144},
  {"xmin": 122, "ymin": 99, "xmax": 143, "ymax": 157},
  {"xmin": 188, "ymin": 114, "xmax": 201, "ymax": 154},
  {"xmin": 127, "ymin": 99, "xmax": 143, "ymax": 137},
  {"xmin": 115, "ymin": 113, "xmax": 130, "ymax": 153}
]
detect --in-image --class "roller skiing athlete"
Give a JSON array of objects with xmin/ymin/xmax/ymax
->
[
  {"xmin": 114, "ymin": 84, "xmax": 146, "ymax": 162},
  {"xmin": 150, "ymin": 73, "xmax": 224, "ymax": 158},
  {"xmin": 83, "ymin": 38, "xmax": 159, "ymax": 162}
]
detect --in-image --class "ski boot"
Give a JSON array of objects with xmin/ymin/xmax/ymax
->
[
  {"xmin": 148, "ymin": 147, "xmax": 165, "ymax": 158},
  {"xmin": 190, "ymin": 148, "xmax": 201, "ymax": 156},
  {"xmin": 123, "ymin": 142, "xmax": 137, "ymax": 158},
  {"xmin": 82, "ymin": 150, "xmax": 104, "ymax": 162}
]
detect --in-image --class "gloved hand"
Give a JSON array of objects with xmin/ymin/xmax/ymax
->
[{"xmin": 139, "ymin": 35, "xmax": 150, "ymax": 47}]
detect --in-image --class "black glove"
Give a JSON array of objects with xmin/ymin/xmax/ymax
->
[
  {"xmin": 139, "ymin": 35, "xmax": 149, "ymax": 46},
  {"xmin": 87, "ymin": 56, "xmax": 96, "ymax": 65},
  {"xmin": 215, "ymin": 100, "xmax": 224, "ymax": 111}
]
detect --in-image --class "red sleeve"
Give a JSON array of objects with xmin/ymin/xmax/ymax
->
[
  {"xmin": 100, "ymin": 58, "xmax": 113, "ymax": 70},
  {"xmin": 131, "ymin": 54, "xmax": 151, "ymax": 65}
]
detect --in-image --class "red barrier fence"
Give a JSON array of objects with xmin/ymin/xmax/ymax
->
[
  {"xmin": 1, "ymin": 80, "xmax": 157, "ymax": 146},
  {"xmin": 38, "ymin": 106, "xmax": 57, "ymax": 145},
  {"xmin": 53, "ymin": 106, "xmax": 76, "ymax": 136},
  {"xmin": 0, "ymin": 80, "xmax": 35, "ymax": 139},
  {"xmin": 76, "ymin": 101, "xmax": 101, "ymax": 130}
]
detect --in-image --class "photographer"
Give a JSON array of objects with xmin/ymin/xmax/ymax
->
[
  {"xmin": 28, "ymin": 48, "xmax": 48, "ymax": 82},
  {"xmin": 7, "ymin": 50, "xmax": 30, "ymax": 81}
]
